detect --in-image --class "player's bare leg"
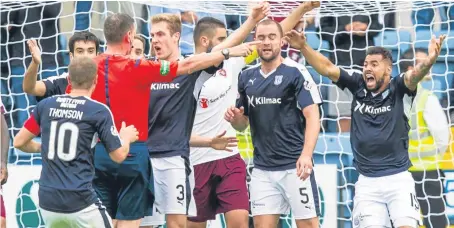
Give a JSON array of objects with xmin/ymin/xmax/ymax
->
[
  {"xmin": 0, "ymin": 217, "xmax": 5, "ymax": 228},
  {"xmin": 224, "ymin": 209, "xmax": 249, "ymax": 228},
  {"xmin": 186, "ymin": 220, "xmax": 206, "ymax": 228},
  {"xmin": 112, "ymin": 219, "xmax": 117, "ymax": 227},
  {"xmin": 116, "ymin": 219, "xmax": 142, "ymax": 228},
  {"xmin": 253, "ymin": 214, "xmax": 280, "ymax": 228},
  {"xmin": 166, "ymin": 214, "xmax": 187, "ymax": 228},
  {"xmin": 295, "ymin": 217, "xmax": 319, "ymax": 228}
]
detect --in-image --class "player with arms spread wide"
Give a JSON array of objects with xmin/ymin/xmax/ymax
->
[
  {"xmin": 13, "ymin": 57, "xmax": 139, "ymax": 228},
  {"xmin": 90, "ymin": 13, "xmax": 255, "ymax": 228},
  {"xmin": 284, "ymin": 29, "xmax": 446, "ymax": 228},
  {"xmin": 225, "ymin": 19, "xmax": 322, "ymax": 228},
  {"xmin": 189, "ymin": 2, "xmax": 320, "ymax": 228}
]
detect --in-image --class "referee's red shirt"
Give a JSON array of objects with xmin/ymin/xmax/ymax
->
[{"xmin": 91, "ymin": 54, "xmax": 179, "ymax": 141}]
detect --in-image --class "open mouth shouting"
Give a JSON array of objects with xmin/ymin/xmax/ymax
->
[{"xmin": 365, "ymin": 73, "xmax": 376, "ymax": 88}]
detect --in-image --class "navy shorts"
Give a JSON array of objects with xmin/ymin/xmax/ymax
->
[{"xmin": 93, "ymin": 142, "xmax": 154, "ymax": 220}]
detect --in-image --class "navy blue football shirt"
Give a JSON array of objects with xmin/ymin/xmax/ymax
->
[
  {"xmin": 335, "ymin": 68, "xmax": 415, "ymax": 177},
  {"xmin": 36, "ymin": 73, "xmax": 69, "ymax": 101},
  {"xmin": 24, "ymin": 95, "xmax": 123, "ymax": 213},
  {"xmin": 147, "ymin": 57, "xmax": 213, "ymax": 158},
  {"xmin": 236, "ymin": 58, "xmax": 322, "ymax": 171}
]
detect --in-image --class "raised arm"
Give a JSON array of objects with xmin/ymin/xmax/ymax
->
[
  {"xmin": 404, "ymin": 35, "xmax": 446, "ymax": 91},
  {"xmin": 212, "ymin": 2, "xmax": 269, "ymax": 52},
  {"xmin": 280, "ymin": 1, "xmax": 320, "ymax": 33},
  {"xmin": 23, "ymin": 40, "xmax": 47, "ymax": 96},
  {"xmin": 176, "ymin": 41, "xmax": 260, "ymax": 75},
  {"xmin": 284, "ymin": 30, "xmax": 341, "ymax": 82}
]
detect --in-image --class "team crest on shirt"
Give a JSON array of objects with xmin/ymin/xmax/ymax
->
[
  {"xmin": 199, "ymin": 98, "xmax": 209, "ymax": 108},
  {"xmin": 110, "ymin": 126, "xmax": 119, "ymax": 136},
  {"xmin": 353, "ymin": 215, "xmax": 360, "ymax": 227},
  {"xmin": 216, "ymin": 69, "xmax": 227, "ymax": 77},
  {"xmin": 304, "ymin": 81, "xmax": 315, "ymax": 90},
  {"xmin": 274, "ymin": 75, "xmax": 283, "ymax": 85}
]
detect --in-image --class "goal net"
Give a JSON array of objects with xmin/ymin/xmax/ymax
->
[{"xmin": 1, "ymin": 1, "xmax": 453, "ymax": 228}]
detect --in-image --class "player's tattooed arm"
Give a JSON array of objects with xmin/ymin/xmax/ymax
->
[
  {"xmin": 13, "ymin": 128, "xmax": 41, "ymax": 154},
  {"xmin": 190, "ymin": 131, "xmax": 238, "ymax": 152},
  {"xmin": 23, "ymin": 39, "xmax": 47, "ymax": 96},
  {"xmin": 283, "ymin": 30, "xmax": 341, "ymax": 82},
  {"xmin": 280, "ymin": 1, "xmax": 320, "ymax": 33},
  {"xmin": 404, "ymin": 35, "xmax": 446, "ymax": 91}
]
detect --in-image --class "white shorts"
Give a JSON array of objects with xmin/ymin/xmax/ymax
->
[
  {"xmin": 250, "ymin": 168, "xmax": 320, "ymax": 220},
  {"xmin": 140, "ymin": 204, "xmax": 165, "ymax": 226},
  {"xmin": 41, "ymin": 202, "xmax": 113, "ymax": 228},
  {"xmin": 150, "ymin": 156, "xmax": 196, "ymax": 216},
  {"xmin": 353, "ymin": 171, "xmax": 422, "ymax": 228}
]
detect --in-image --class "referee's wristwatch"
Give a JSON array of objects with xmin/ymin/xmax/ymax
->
[{"xmin": 222, "ymin": 48, "xmax": 230, "ymax": 60}]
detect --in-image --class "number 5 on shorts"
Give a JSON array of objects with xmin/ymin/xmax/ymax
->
[{"xmin": 299, "ymin": 187, "xmax": 309, "ymax": 204}]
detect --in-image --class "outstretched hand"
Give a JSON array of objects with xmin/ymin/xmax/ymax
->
[
  {"xmin": 210, "ymin": 130, "xmax": 239, "ymax": 152},
  {"xmin": 428, "ymin": 34, "xmax": 447, "ymax": 64},
  {"xmin": 250, "ymin": 1, "xmax": 271, "ymax": 23},
  {"xmin": 27, "ymin": 39, "xmax": 41, "ymax": 64},
  {"xmin": 302, "ymin": 1, "xmax": 321, "ymax": 11},
  {"xmin": 283, "ymin": 30, "xmax": 307, "ymax": 50}
]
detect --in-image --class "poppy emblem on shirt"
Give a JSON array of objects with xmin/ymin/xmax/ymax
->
[
  {"xmin": 274, "ymin": 75, "xmax": 283, "ymax": 85},
  {"xmin": 217, "ymin": 69, "xmax": 227, "ymax": 77},
  {"xmin": 199, "ymin": 98, "xmax": 209, "ymax": 108}
]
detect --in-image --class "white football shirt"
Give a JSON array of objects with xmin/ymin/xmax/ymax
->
[{"xmin": 190, "ymin": 57, "xmax": 246, "ymax": 165}]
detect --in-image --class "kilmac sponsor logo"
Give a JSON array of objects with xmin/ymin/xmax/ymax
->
[
  {"xmin": 247, "ymin": 95, "xmax": 281, "ymax": 107},
  {"xmin": 354, "ymin": 101, "xmax": 391, "ymax": 115},
  {"xmin": 151, "ymin": 83, "xmax": 180, "ymax": 90}
]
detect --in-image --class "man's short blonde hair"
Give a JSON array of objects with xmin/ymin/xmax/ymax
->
[{"xmin": 151, "ymin": 13, "xmax": 182, "ymax": 35}]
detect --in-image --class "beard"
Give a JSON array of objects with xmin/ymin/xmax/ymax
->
[
  {"xmin": 206, "ymin": 40, "xmax": 214, "ymax": 53},
  {"xmin": 259, "ymin": 48, "xmax": 280, "ymax": 62},
  {"xmin": 367, "ymin": 77, "xmax": 385, "ymax": 93}
]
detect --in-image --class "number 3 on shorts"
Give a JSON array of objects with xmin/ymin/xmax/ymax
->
[
  {"xmin": 176, "ymin": 184, "xmax": 185, "ymax": 201},
  {"xmin": 299, "ymin": 187, "xmax": 309, "ymax": 204}
]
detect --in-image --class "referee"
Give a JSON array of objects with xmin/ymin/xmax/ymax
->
[{"xmin": 400, "ymin": 48, "xmax": 449, "ymax": 228}]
